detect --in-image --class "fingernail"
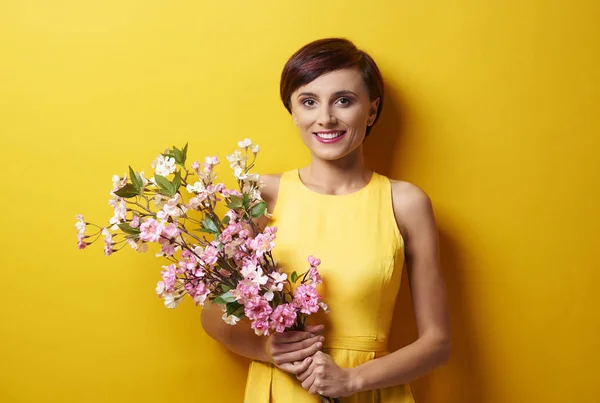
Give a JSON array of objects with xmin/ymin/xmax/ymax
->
[
  {"xmin": 319, "ymin": 336, "xmax": 325, "ymax": 342},
  {"xmin": 316, "ymin": 342, "xmax": 322, "ymax": 348}
]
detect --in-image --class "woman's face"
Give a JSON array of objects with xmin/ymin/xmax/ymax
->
[{"xmin": 290, "ymin": 68, "xmax": 379, "ymax": 162}]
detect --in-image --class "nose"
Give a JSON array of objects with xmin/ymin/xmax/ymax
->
[{"xmin": 316, "ymin": 105, "xmax": 337, "ymax": 126}]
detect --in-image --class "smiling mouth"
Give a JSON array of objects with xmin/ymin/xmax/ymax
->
[{"xmin": 314, "ymin": 131, "xmax": 346, "ymax": 140}]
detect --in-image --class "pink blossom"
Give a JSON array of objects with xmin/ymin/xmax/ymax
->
[
  {"xmin": 201, "ymin": 244, "xmax": 219, "ymax": 266},
  {"xmin": 161, "ymin": 264, "xmax": 177, "ymax": 291},
  {"xmin": 307, "ymin": 267, "xmax": 323, "ymax": 285},
  {"xmin": 270, "ymin": 304, "xmax": 297, "ymax": 333},
  {"xmin": 224, "ymin": 209, "xmax": 240, "ymax": 223},
  {"xmin": 163, "ymin": 194, "xmax": 187, "ymax": 218},
  {"xmin": 102, "ymin": 228, "xmax": 113, "ymax": 246},
  {"xmin": 264, "ymin": 226, "xmax": 277, "ymax": 235},
  {"xmin": 179, "ymin": 250, "xmax": 202, "ymax": 275},
  {"xmin": 160, "ymin": 241, "xmax": 176, "ymax": 256},
  {"xmin": 221, "ymin": 188, "xmax": 242, "ymax": 198},
  {"xmin": 139, "ymin": 218, "xmax": 162, "ymax": 242},
  {"xmin": 308, "ymin": 255, "xmax": 321, "ymax": 267},
  {"xmin": 192, "ymin": 161, "xmax": 200, "ymax": 171},
  {"xmin": 232, "ymin": 279, "xmax": 259, "ymax": 303},
  {"xmin": 293, "ymin": 284, "xmax": 321, "ymax": 315},
  {"xmin": 240, "ymin": 259, "xmax": 268, "ymax": 286},
  {"xmin": 103, "ymin": 245, "xmax": 113, "ymax": 256},
  {"xmin": 109, "ymin": 198, "xmax": 127, "ymax": 225},
  {"xmin": 219, "ymin": 223, "xmax": 242, "ymax": 244},
  {"xmin": 223, "ymin": 238, "xmax": 244, "ymax": 258},
  {"xmin": 185, "ymin": 281, "xmax": 209, "ymax": 306},
  {"xmin": 244, "ymin": 296, "xmax": 273, "ymax": 321},
  {"xmin": 187, "ymin": 196, "xmax": 205, "ymax": 210},
  {"xmin": 78, "ymin": 241, "xmax": 87, "ymax": 250},
  {"xmin": 248, "ymin": 233, "xmax": 275, "ymax": 257},
  {"xmin": 251, "ymin": 319, "xmax": 271, "ymax": 336},
  {"xmin": 269, "ymin": 271, "xmax": 287, "ymax": 292},
  {"xmin": 218, "ymin": 268, "xmax": 232, "ymax": 277},
  {"xmin": 130, "ymin": 215, "xmax": 140, "ymax": 228},
  {"xmin": 75, "ymin": 215, "xmax": 86, "ymax": 234},
  {"xmin": 163, "ymin": 223, "xmax": 180, "ymax": 239}
]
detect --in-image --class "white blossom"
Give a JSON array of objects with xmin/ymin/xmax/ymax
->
[
  {"xmin": 222, "ymin": 313, "xmax": 240, "ymax": 325},
  {"xmin": 163, "ymin": 293, "xmax": 181, "ymax": 309},
  {"xmin": 151, "ymin": 154, "xmax": 176, "ymax": 176},
  {"xmin": 237, "ymin": 138, "xmax": 252, "ymax": 148},
  {"xmin": 186, "ymin": 181, "xmax": 205, "ymax": 194}
]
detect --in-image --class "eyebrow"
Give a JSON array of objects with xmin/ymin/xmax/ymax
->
[{"xmin": 296, "ymin": 90, "xmax": 359, "ymax": 99}]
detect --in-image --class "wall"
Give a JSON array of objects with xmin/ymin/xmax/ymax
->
[{"xmin": 1, "ymin": 1, "xmax": 598, "ymax": 402}]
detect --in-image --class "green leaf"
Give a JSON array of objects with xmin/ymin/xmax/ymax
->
[
  {"xmin": 243, "ymin": 193, "xmax": 250, "ymax": 210},
  {"xmin": 113, "ymin": 183, "xmax": 139, "ymax": 198},
  {"xmin": 226, "ymin": 301, "xmax": 244, "ymax": 317},
  {"xmin": 221, "ymin": 284, "xmax": 231, "ymax": 292},
  {"xmin": 214, "ymin": 291, "xmax": 236, "ymax": 305},
  {"xmin": 227, "ymin": 195, "xmax": 243, "ymax": 209},
  {"xmin": 222, "ymin": 215, "xmax": 230, "ymax": 225},
  {"xmin": 128, "ymin": 166, "xmax": 142, "ymax": 192},
  {"xmin": 172, "ymin": 146, "xmax": 183, "ymax": 165},
  {"xmin": 250, "ymin": 202, "xmax": 267, "ymax": 218},
  {"xmin": 202, "ymin": 216, "xmax": 219, "ymax": 234},
  {"xmin": 154, "ymin": 174, "xmax": 175, "ymax": 196},
  {"xmin": 118, "ymin": 223, "xmax": 141, "ymax": 235},
  {"xmin": 194, "ymin": 227, "xmax": 217, "ymax": 234},
  {"xmin": 135, "ymin": 173, "xmax": 144, "ymax": 189},
  {"xmin": 291, "ymin": 271, "xmax": 298, "ymax": 283},
  {"xmin": 172, "ymin": 171, "xmax": 182, "ymax": 193},
  {"xmin": 181, "ymin": 143, "xmax": 188, "ymax": 165}
]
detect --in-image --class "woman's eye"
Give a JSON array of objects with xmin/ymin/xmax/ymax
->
[
  {"xmin": 302, "ymin": 99, "xmax": 316, "ymax": 107},
  {"xmin": 337, "ymin": 97, "xmax": 351, "ymax": 106}
]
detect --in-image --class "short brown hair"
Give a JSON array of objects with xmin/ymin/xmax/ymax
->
[{"xmin": 280, "ymin": 38, "xmax": 384, "ymax": 136}]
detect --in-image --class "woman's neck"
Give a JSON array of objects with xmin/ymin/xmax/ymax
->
[{"xmin": 300, "ymin": 146, "xmax": 373, "ymax": 195}]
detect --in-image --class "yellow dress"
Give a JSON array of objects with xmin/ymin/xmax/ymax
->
[{"xmin": 244, "ymin": 170, "xmax": 416, "ymax": 403}]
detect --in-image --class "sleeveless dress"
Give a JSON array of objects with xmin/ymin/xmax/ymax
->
[{"xmin": 244, "ymin": 170, "xmax": 416, "ymax": 403}]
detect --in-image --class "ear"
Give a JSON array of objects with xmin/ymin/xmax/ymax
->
[
  {"xmin": 292, "ymin": 111, "xmax": 299, "ymax": 127},
  {"xmin": 367, "ymin": 97, "xmax": 380, "ymax": 126}
]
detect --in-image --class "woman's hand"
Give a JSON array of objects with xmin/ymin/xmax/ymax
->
[
  {"xmin": 296, "ymin": 351, "xmax": 356, "ymax": 397},
  {"xmin": 264, "ymin": 324, "xmax": 325, "ymax": 375}
]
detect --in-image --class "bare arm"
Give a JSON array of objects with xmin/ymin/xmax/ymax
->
[
  {"xmin": 349, "ymin": 183, "xmax": 451, "ymax": 392},
  {"xmin": 201, "ymin": 301, "xmax": 270, "ymax": 361},
  {"xmin": 296, "ymin": 182, "xmax": 451, "ymax": 397},
  {"xmin": 199, "ymin": 173, "xmax": 324, "ymax": 373}
]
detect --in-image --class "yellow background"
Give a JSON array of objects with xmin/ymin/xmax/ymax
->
[{"xmin": 1, "ymin": 1, "xmax": 598, "ymax": 402}]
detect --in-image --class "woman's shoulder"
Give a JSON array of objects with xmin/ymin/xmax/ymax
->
[
  {"xmin": 258, "ymin": 173, "xmax": 285, "ymax": 211},
  {"xmin": 388, "ymin": 178, "xmax": 434, "ymax": 230}
]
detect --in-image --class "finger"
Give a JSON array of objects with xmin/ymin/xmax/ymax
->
[
  {"xmin": 274, "ymin": 339, "xmax": 323, "ymax": 366},
  {"xmin": 301, "ymin": 370, "xmax": 318, "ymax": 391},
  {"xmin": 308, "ymin": 375, "xmax": 322, "ymax": 395},
  {"xmin": 296, "ymin": 360, "xmax": 315, "ymax": 382},
  {"xmin": 304, "ymin": 324, "xmax": 325, "ymax": 334},
  {"xmin": 273, "ymin": 330, "xmax": 315, "ymax": 343},
  {"xmin": 278, "ymin": 356, "xmax": 312, "ymax": 375},
  {"xmin": 272, "ymin": 335, "xmax": 323, "ymax": 355}
]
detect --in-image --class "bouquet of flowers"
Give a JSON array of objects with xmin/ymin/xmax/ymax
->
[{"xmin": 75, "ymin": 139, "xmax": 329, "ymax": 336}]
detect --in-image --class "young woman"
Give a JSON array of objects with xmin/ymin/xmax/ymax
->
[{"xmin": 202, "ymin": 38, "xmax": 451, "ymax": 402}]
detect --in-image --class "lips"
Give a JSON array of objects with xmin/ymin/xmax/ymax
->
[{"xmin": 314, "ymin": 130, "xmax": 347, "ymax": 143}]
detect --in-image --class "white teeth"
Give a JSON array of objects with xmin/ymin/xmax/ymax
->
[{"xmin": 316, "ymin": 132, "xmax": 344, "ymax": 139}]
